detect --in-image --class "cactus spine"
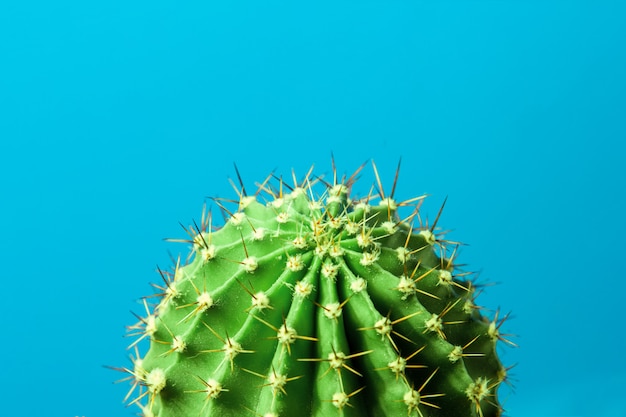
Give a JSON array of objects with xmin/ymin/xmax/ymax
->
[{"xmin": 122, "ymin": 162, "xmax": 513, "ymax": 417}]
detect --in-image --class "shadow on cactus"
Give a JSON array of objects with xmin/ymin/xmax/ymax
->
[{"xmin": 119, "ymin": 161, "xmax": 516, "ymax": 417}]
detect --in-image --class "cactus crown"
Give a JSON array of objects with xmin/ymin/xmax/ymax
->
[{"xmin": 120, "ymin": 161, "xmax": 514, "ymax": 417}]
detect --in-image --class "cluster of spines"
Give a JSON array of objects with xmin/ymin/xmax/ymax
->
[{"xmin": 116, "ymin": 161, "xmax": 515, "ymax": 417}]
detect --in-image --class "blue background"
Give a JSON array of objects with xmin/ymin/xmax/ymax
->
[{"xmin": 1, "ymin": 2, "xmax": 625, "ymax": 416}]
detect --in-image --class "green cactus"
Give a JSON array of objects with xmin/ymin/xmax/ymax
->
[{"xmin": 121, "ymin": 162, "xmax": 514, "ymax": 417}]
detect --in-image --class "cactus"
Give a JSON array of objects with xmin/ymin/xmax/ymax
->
[{"xmin": 121, "ymin": 161, "xmax": 514, "ymax": 417}]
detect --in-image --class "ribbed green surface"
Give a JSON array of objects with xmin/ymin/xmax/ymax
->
[{"xmin": 123, "ymin": 168, "xmax": 512, "ymax": 417}]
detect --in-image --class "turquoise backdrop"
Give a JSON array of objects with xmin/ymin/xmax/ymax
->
[{"xmin": 1, "ymin": 2, "xmax": 625, "ymax": 416}]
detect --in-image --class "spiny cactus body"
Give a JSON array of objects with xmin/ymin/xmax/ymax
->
[{"xmin": 122, "ymin": 163, "xmax": 513, "ymax": 417}]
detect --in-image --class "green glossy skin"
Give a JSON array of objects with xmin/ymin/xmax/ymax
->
[{"xmin": 126, "ymin": 178, "xmax": 509, "ymax": 417}]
